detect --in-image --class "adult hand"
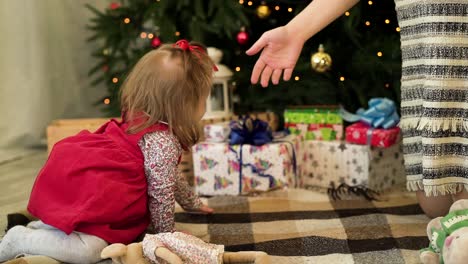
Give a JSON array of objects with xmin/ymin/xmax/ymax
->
[{"xmin": 246, "ymin": 26, "xmax": 305, "ymax": 87}]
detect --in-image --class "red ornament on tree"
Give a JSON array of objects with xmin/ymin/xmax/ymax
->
[
  {"xmin": 102, "ymin": 65, "xmax": 109, "ymax": 72},
  {"xmin": 109, "ymin": 2, "xmax": 121, "ymax": 10},
  {"xmin": 236, "ymin": 27, "xmax": 249, "ymax": 45},
  {"xmin": 151, "ymin": 37, "xmax": 162, "ymax": 48}
]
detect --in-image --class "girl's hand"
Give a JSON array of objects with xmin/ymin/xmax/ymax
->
[{"xmin": 186, "ymin": 204, "xmax": 214, "ymax": 214}]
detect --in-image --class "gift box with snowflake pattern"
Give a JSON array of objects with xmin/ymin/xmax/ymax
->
[
  {"xmin": 192, "ymin": 135, "xmax": 303, "ymax": 196},
  {"xmin": 302, "ymin": 140, "xmax": 405, "ymax": 191}
]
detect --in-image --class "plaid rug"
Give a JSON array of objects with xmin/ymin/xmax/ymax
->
[{"xmin": 175, "ymin": 189, "xmax": 429, "ymax": 264}]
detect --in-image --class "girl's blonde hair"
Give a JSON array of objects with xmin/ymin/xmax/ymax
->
[{"xmin": 120, "ymin": 42, "xmax": 215, "ymax": 148}]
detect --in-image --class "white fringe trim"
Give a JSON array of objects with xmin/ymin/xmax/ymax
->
[
  {"xmin": 407, "ymin": 179, "xmax": 468, "ymax": 196},
  {"xmin": 400, "ymin": 117, "xmax": 468, "ymax": 132}
]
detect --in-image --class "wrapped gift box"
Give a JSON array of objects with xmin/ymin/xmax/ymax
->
[
  {"xmin": 345, "ymin": 122, "xmax": 400, "ymax": 148},
  {"xmin": 302, "ymin": 140, "xmax": 405, "ymax": 191},
  {"xmin": 284, "ymin": 107, "xmax": 343, "ymax": 141},
  {"xmin": 192, "ymin": 135, "xmax": 303, "ymax": 196},
  {"xmin": 203, "ymin": 122, "xmax": 231, "ymax": 142}
]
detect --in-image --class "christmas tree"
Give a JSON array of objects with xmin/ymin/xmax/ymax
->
[{"xmin": 87, "ymin": 0, "xmax": 401, "ymax": 118}]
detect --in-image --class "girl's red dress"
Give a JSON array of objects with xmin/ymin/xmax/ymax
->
[{"xmin": 28, "ymin": 119, "xmax": 167, "ymax": 244}]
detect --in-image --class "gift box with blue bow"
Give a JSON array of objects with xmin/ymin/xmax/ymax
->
[
  {"xmin": 192, "ymin": 118, "xmax": 304, "ymax": 196},
  {"xmin": 341, "ymin": 98, "xmax": 401, "ymax": 148}
]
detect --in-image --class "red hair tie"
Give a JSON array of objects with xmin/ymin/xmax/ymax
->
[{"xmin": 173, "ymin": 39, "xmax": 218, "ymax": 71}]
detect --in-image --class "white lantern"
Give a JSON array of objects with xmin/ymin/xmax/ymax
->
[{"xmin": 204, "ymin": 47, "xmax": 233, "ymax": 119}]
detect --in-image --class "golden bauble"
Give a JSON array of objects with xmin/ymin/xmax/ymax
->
[
  {"xmin": 311, "ymin": 44, "xmax": 332, "ymax": 73},
  {"xmin": 256, "ymin": 4, "xmax": 271, "ymax": 19}
]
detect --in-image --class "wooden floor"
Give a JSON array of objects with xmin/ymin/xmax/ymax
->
[{"xmin": 0, "ymin": 149, "xmax": 47, "ymax": 237}]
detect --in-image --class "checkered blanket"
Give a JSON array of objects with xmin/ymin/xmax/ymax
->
[{"xmin": 175, "ymin": 189, "xmax": 429, "ymax": 264}]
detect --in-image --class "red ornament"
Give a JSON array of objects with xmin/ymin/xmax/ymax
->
[
  {"xmin": 109, "ymin": 2, "xmax": 121, "ymax": 10},
  {"xmin": 151, "ymin": 37, "xmax": 162, "ymax": 48},
  {"xmin": 102, "ymin": 65, "xmax": 109, "ymax": 72},
  {"xmin": 236, "ymin": 29, "xmax": 249, "ymax": 45}
]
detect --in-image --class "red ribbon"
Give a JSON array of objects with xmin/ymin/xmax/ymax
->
[{"xmin": 173, "ymin": 39, "xmax": 218, "ymax": 71}]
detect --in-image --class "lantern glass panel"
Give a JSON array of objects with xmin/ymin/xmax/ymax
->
[{"xmin": 210, "ymin": 83, "xmax": 225, "ymax": 112}]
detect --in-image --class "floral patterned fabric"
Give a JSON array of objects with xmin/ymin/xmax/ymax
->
[
  {"xmin": 142, "ymin": 232, "xmax": 224, "ymax": 264},
  {"xmin": 139, "ymin": 131, "xmax": 203, "ymax": 233}
]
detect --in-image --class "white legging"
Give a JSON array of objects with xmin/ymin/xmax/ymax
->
[{"xmin": 0, "ymin": 221, "xmax": 108, "ymax": 264}]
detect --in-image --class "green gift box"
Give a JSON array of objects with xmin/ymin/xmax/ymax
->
[{"xmin": 284, "ymin": 106, "xmax": 343, "ymax": 141}]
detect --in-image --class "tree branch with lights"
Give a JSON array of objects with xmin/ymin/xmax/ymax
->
[{"xmin": 86, "ymin": 0, "xmax": 401, "ymax": 117}]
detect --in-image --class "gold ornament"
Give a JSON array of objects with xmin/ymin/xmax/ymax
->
[
  {"xmin": 256, "ymin": 3, "xmax": 271, "ymax": 19},
  {"xmin": 311, "ymin": 44, "xmax": 332, "ymax": 73}
]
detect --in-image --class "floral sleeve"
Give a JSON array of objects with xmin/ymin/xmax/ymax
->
[
  {"xmin": 139, "ymin": 131, "xmax": 182, "ymax": 233},
  {"xmin": 139, "ymin": 131, "xmax": 204, "ymax": 233},
  {"xmin": 174, "ymin": 170, "xmax": 203, "ymax": 211}
]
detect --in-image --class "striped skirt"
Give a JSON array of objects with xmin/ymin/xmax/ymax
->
[{"xmin": 395, "ymin": 0, "xmax": 468, "ymax": 196}]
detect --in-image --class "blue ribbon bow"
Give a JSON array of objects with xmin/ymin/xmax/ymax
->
[
  {"xmin": 340, "ymin": 98, "xmax": 400, "ymax": 129},
  {"xmin": 229, "ymin": 117, "xmax": 273, "ymax": 146}
]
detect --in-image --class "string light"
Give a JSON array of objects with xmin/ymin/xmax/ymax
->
[
  {"xmin": 140, "ymin": 32, "xmax": 147, "ymax": 39},
  {"xmin": 396, "ymin": 27, "xmax": 401, "ymax": 32},
  {"xmin": 377, "ymin": 51, "xmax": 383, "ymax": 57},
  {"xmin": 288, "ymin": 7, "xmax": 293, "ymax": 12},
  {"xmin": 365, "ymin": 21, "xmax": 371, "ymax": 26},
  {"xmin": 345, "ymin": 11, "xmax": 350, "ymax": 16},
  {"xmin": 385, "ymin": 19, "xmax": 390, "ymax": 24},
  {"xmin": 104, "ymin": 98, "xmax": 111, "ymax": 105},
  {"xmin": 148, "ymin": 33, "xmax": 154, "ymax": 39},
  {"xmin": 247, "ymin": 1, "xmax": 253, "ymax": 6},
  {"xmin": 239, "ymin": 0, "xmax": 244, "ymax": 4},
  {"xmin": 102, "ymin": 49, "xmax": 109, "ymax": 55},
  {"xmin": 385, "ymin": 83, "xmax": 390, "ymax": 88},
  {"xmin": 175, "ymin": 31, "xmax": 180, "ymax": 36},
  {"xmin": 368, "ymin": 0, "xmax": 373, "ymax": 5},
  {"xmin": 340, "ymin": 76, "xmax": 345, "ymax": 81},
  {"xmin": 112, "ymin": 77, "xmax": 119, "ymax": 83},
  {"xmin": 294, "ymin": 76, "xmax": 300, "ymax": 81},
  {"xmin": 275, "ymin": 5, "xmax": 280, "ymax": 11},
  {"xmin": 123, "ymin": 18, "xmax": 131, "ymax": 24},
  {"xmin": 235, "ymin": 67, "xmax": 241, "ymax": 72}
]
